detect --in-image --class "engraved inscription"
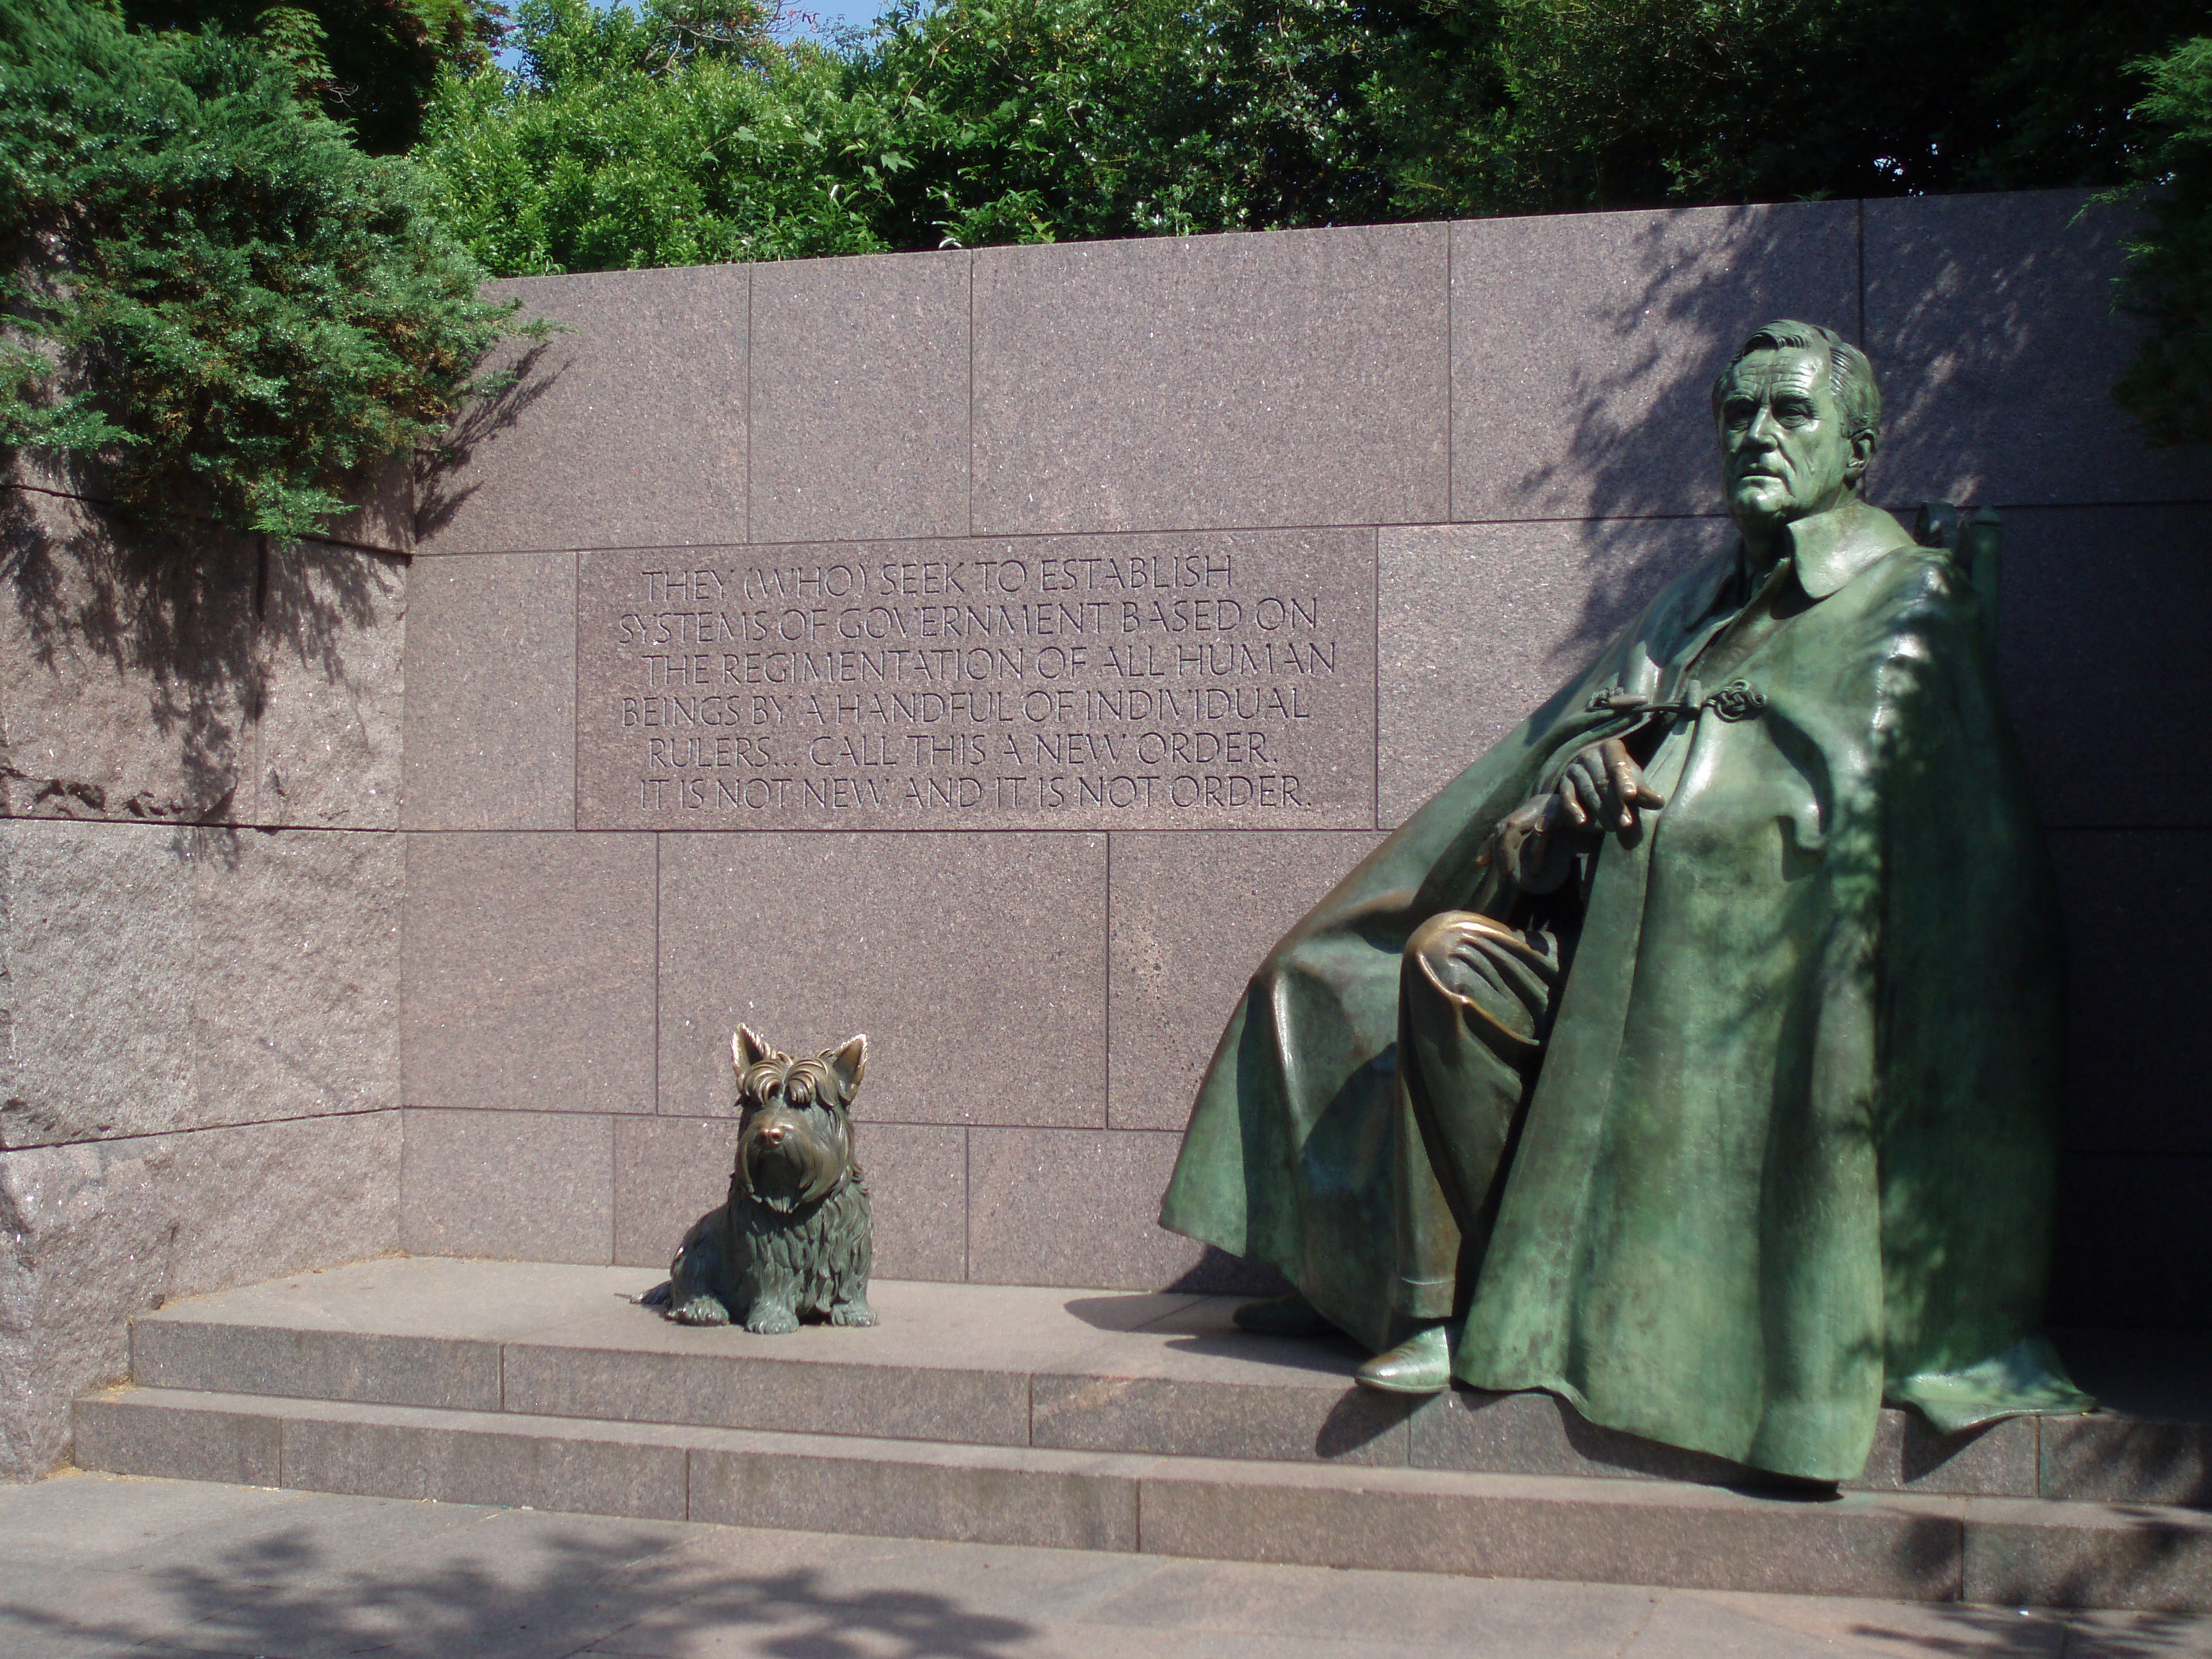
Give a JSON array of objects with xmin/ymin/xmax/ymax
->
[{"xmin": 577, "ymin": 533, "xmax": 1376, "ymax": 829}]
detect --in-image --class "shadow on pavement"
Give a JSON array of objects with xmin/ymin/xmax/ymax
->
[{"xmin": 0, "ymin": 1514, "xmax": 1042, "ymax": 1659}]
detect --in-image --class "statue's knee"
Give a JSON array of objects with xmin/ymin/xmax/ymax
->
[
  {"xmin": 1406, "ymin": 912, "xmax": 1550, "ymax": 1056},
  {"xmin": 1406, "ymin": 910, "xmax": 1491, "ymax": 974}
]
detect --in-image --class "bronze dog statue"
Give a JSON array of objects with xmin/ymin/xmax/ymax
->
[{"xmin": 640, "ymin": 1028, "xmax": 876, "ymax": 1334}]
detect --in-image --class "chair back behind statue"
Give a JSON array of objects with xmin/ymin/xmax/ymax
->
[{"xmin": 1914, "ymin": 501, "xmax": 2002, "ymax": 644}]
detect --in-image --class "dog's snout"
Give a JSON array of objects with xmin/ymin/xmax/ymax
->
[{"xmin": 758, "ymin": 1123, "xmax": 786, "ymax": 1146}]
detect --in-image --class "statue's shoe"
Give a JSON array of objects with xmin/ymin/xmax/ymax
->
[
  {"xmin": 1354, "ymin": 1324, "xmax": 1453, "ymax": 1394},
  {"xmin": 1229, "ymin": 1292, "xmax": 1331, "ymax": 1338}
]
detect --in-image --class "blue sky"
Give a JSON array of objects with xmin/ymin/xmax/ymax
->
[
  {"xmin": 785, "ymin": 0, "xmax": 889, "ymax": 36},
  {"xmin": 495, "ymin": 0, "xmax": 891, "ymax": 63}
]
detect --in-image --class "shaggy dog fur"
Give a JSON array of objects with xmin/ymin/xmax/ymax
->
[{"xmin": 638, "ymin": 1028, "xmax": 876, "ymax": 1334}]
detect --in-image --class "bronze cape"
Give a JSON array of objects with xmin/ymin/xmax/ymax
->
[{"xmin": 1159, "ymin": 499, "xmax": 2090, "ymax": 1482}]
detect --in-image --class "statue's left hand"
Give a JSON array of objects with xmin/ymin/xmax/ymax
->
[{"xmin": 1478, "ymin": 738, "xmax": 1665, "ymax": 891}]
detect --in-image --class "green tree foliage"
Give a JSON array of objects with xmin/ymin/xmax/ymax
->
[
  {"xmin": 0, "ymin": 0, "xmax": 524, "ymax": 536},
  {"xmin": 121, "ymin": 0, "xmax": 505, "ymax": 153},
  {"xmin": 846, "ymin": 0, "xmax": 1431, "ymax": 245},
  {"xmin": 2109, "ymin": 37, "xmax": 2212, "ymax": 446},
  {"xmin": 416, "ymin": 0, "xmax": 1479, "ymax": 266},
  {"xmin": 415, "ymin": 0, "xmax": 887, "ymax": 272},
  {"xmin": 1457, "ymin": 0, "xmax": 2205, "ymax": 210},
  {"xmin": 843, "ymin": 0, "xmax": 1223, "ymax": 248},
  {"xmin": 424, "ymin": 0, "xmax": 2208, "ymax": 262}
]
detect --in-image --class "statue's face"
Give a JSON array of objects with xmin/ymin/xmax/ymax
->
[{"xmin": 1717, "ymin": 347, "xmax": 1866, "ymax": 531}]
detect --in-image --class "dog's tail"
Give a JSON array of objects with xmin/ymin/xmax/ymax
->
[{"xmin": 634, "ymin": 1280, "xmax": 673, "ymax": 1308}]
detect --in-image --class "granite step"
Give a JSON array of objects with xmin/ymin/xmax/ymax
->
[
  {"xmin": 115, "ymin": 1256, "xmax": 2212, "ymax": 1507},
  {"xmin": 71, "ymin": 1384, "xmax": 2212, "ymax": 1612}
]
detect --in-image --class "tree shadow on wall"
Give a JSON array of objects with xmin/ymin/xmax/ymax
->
[
  {"xmin": 1518, "ymin": 196, "xmax": 2113, "ymax": 664},
  {"xmin": 0, "ymin": 480, "xmax": 397, "ymax": 827},
  {"xmin": 413, "ymin": 338, "xmax": 564, "ymax": 545},
  {"xmin": 0, "ymin": 1514, "xmax": 1043, "ymax": 1659},
  {"xmin": 1513, "ymin": 206, "xmax": 1817, "ymax": 663}
]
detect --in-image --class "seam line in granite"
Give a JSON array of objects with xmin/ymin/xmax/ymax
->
[
  {"xmin": 0, "ymin": 817, "xmax": 408, "ymax": 837},
  {"xmin": 248, "ymin": 534, "xmax": 268, "ymax": 825},
  {"xmin": 744, "ymin": 264, "xmax": 754, "ymax": 547},
  {"xmin": 1102, "ymin": 830, "xmax": 1114, "ymax": 1129},
  {"xmin": 390, "ymin": 514, "xmax": 1700, "ymax": 557},
  {"xmin": 562, "ymin": 546, "xmax": 579, "ymax": 832},
  {"xmin": 382, "ymin": 1105, "xmax": 1192, "ymax": 1133},
  {"xmin": 1445, "ymin": 220, "xmax": 1455, "ymax": 522},
  {"xmin": 308, "ymin": 825, "xmax": 1457, "ymax": 839},
  {"xmin": 966, "ymin": 251, "xmax": 976, "ymax": 540},
  {"xmin": 1372, "ymin": 526, "xmax": 1382, "ymax": 832},
  {"xmin": 1, "ymin": 1103, "xmax": 401, "ymax": 1154},
  {"xmin": 569, "ymin": 822, "xmax": 1388, "ymax": 836},
  {"xmin": 400, "ymin": 495, "xmax": 2212, "ymax": 561},
  {"xmin": 371, "ymin": 816, "xmax": 2212, "ymax": 837},
  {"xmin": 569, "ymin": 549, "xmax": 583, "ymax": 830},
  {"xmin": 652, "ymin": 835, "xmax": 663, "ymax": 1116},
  {"xmin": 0, "ymin": 480, "xmax": 411, "ymax": 559}
]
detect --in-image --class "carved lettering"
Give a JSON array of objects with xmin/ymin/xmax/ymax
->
[{"xmin": 580, "ymin": 536, "xmax": 1372, "ymax": 827}]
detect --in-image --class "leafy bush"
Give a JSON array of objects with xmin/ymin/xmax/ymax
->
[
  {"xmin": 2110, "ymin": 37, "xmax": 2212, "ymax": 444},
  {"xmin": 121, "ymin": 0, "xmax": 506, "ymax": 153},
  {"xmin": 0, "ymin": 0, "xmax": 523, "ymax": 538},
  {"xmin": 1302, "ymin": 0, "xmax": 2212, "ymax": 218},
  {"xmin": 424, "ymin": 0, "xmax": 2212, "ymax": 265},
  {"xmin": 847, "ymin": 0, "xmax": 1264, "ymax": 249},
  {"xmin": 419, "ymin": 0, "xmax": 1463, "ymax": 264},
  {"xmin": 416, "ymin": 0, "xmax": 887, "ymax": 274}
]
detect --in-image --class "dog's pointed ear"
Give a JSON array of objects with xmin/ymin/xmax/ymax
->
[
  {"xmin": 825, "ymin": 1033, "xmax": 867, "ymax": 1094},
  {"xmin": 733, "ymin": 1025, "xmax": 773, "ymax": 1075}
]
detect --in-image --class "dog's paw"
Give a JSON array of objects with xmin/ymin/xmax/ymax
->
[
  {"xmin": 670, "ymin": 1296, "xmax": 731, "ymax": 1326},
  {"xmin": 743, "ymin": 1304, "xmax": 801, "ymax": 1335},
  {"xmin": 829, "ymin": 1300, "xmax": 878, "ymax": 1327}
]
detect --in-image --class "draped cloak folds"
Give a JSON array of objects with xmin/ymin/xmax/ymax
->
[{"xmin": 1157, "ymin": 498, "xmax": 2091, "ymax": 1482}]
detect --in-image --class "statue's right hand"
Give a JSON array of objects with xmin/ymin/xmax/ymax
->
[
  {"xmin": 1477, "ymin": 739, "xmax": 1665, "ymax": 889},
  {"xmin": 1558, "ymin": 737, "xmax": 1666, "ymax": 833}
]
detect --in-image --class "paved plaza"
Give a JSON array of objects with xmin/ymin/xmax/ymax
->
[{"xmin": 0, "ymin": 1471, "xmax": 2205, "ymax": 1658}]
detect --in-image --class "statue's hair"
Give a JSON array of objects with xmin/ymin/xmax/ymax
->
[{"xmin": 1713, "ymin": 320, "xmax": 1881, "ymax": 453}]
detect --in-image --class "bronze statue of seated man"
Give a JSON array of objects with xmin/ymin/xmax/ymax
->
[{"xmin": 1159, "ymin": 320, "xmax": 2090, "ymax": 1484}]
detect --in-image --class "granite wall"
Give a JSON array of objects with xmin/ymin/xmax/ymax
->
[
  {"xmin": 5, "ymin": 187, "xmax": 2204, "ymax": 1480},
  {"xmin": 404, "ymin": 189, "xmax": 2212, "ymax": 1328},
  {"xmin": 0, "ymin": 476, "xmax": 410, "ymax": 1480}
]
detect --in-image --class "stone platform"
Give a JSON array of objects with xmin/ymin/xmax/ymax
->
[{"xmin": 72, "ymin": 1258, "xmax": 2212, "ymax": 1611}]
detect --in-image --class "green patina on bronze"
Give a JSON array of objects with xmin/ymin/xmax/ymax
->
[{"xmin": 1159, "ymin": 321, "xmax": 2090, "ymax": 1483}]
